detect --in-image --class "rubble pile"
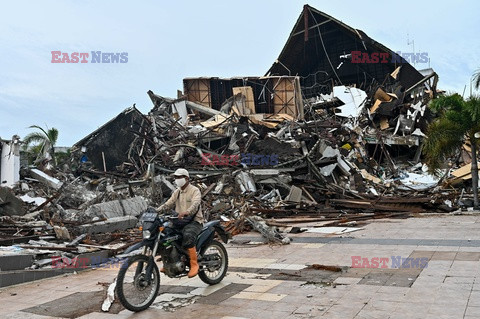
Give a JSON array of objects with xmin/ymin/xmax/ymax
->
[{"xmin": 0, "ymin": 5, "xmax": 475, "ymax": 286}]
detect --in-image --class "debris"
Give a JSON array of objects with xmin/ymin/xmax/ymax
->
[
  {"xmin": 29, "ymin": 168, "xmax": 63, "ymax": 190},
  {"xmin": 306, "ymin": 264, "xmax": 342, "ymax": 272},
  {"xmin": 53, "ymin": 225, "xmax": 71, "ymax": 240},
  {"xmin": 333, "ymin": 86, "xmax": 367, "ymax": 118},
  {"xmin": 0, "ymin": 135, "xmax": 21, "ymax": 187},
  {"xmin": 101, "ymin": 279, "xmax": 117, "ymax": 312},
  {"xmin": 285, "ymin": 185, "xmax": 302, "ymax": 203},
  {"xmin": 66, "ymin": 234, "xmax": 87, "ymax": 247},
  {"xmin": 19, "ymin": 194, "xmax": 46, "ymax": 206},
  {"xmin": 82, "ymin": 196, "xmax": 148, "ymax": 220},
  {"xmin": 0, "ymin": 187, "xmax": 26, "ymax": 216},
  {"xmin": 236, "ymin": 172, "xmax": 257, "ymax": 193},
  {"xmin": 77, "ymin": 216, "xmax": 138, "ymax": 234},
  {"xmin": 0, "ymin": 4, "xmax": 471, "ymax": 289},
  {"xmin": 450, "ymin": 163, "xmax": 480, "ymax": 182},
  {"xmin": 305, "ymin": 227, "xmax": 362, "ymax": 235},
  {"xmin": 246, "ymin": 216, "xmax": 290, "ymax": 244}
]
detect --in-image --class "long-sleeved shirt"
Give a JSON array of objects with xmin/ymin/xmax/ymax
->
[{"xmin": 159, "ymin": 183, "xmax": 203, "ymax": 224}]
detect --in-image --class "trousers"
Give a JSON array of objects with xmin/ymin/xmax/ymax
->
[{"xmin": 181, "ymin": 221, "xmax": 202, "ymax": 248}]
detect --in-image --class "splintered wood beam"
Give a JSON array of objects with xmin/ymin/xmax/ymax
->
[{"xmin": 185, "ymin": 101, "xmax": 228, "ymax": 117}]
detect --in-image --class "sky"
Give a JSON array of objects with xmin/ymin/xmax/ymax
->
[{"xmin": 1, "ymin": 0, "xmax": 479, "ymax": 146}]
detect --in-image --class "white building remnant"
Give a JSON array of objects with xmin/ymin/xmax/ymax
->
[{"xmin": 0, "ymin": 135, "xmax": 21, "ymax": 187}]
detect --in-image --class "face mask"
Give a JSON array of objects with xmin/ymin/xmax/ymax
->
[{"xmin": 175, "ymin": 178, "xmax": 186, "ymax": 188}]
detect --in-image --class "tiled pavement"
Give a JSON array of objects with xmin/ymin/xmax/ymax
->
[{"xmin": 1, "ymin": 214, "xmax": 480, "ymax": 318}]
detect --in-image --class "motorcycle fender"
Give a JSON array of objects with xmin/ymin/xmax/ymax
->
[
  {"xmin": 123, "ymin": 241, "xmax": 146, "ymax": 254},
  {"xmin": 214, "ymin": 224, "xmax": 229, "ymax": 244},
  {"xmin": 196, "ymin": 228, "xmax": 215, "ymax": 252}
]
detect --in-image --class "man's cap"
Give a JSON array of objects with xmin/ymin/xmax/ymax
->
[{"xmin": 173, "ymin": 168, "xmax": 189, "ymax": 178}]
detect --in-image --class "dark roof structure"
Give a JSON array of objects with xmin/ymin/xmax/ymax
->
[
  {"xmin": 73, "ymin": 107, "xmax": 146, "ymax": 171},
  {"xmin": 266, "ymin": 5, "xmax": 425, "ymax": 96}
]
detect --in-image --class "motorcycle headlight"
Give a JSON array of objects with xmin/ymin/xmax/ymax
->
[{"xmin": 143, "ymin": 230, "xmax": 151, "ymax": 239}]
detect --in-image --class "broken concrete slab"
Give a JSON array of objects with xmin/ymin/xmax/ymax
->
[
  {"xmin": 0, "ymin": 186, "xmax": 26, "ymax": 216},
  {"xmin": 82, "ymin": 196, "xmax": 148, "ymax": 220},
  {"xmin": 54, "ymin": 225, "xmax": 71, "ymax": 241},
  {"xmin": 250, "ymin": 169, "xmax": 280, "ymax": 180},
  {"xmin": 29, "ymin": 169, "xmax": 63, "ymax": 190},
  {"xmin": 236, "ymin": 172, "xmax": 257, "ymax": 193},
  {"xmin": 186, "ymin": 100, "xmax": 227, "ymax": 117},
  {"xmin": 76, "ymin": 216, "xmax": 138, "ymax": 234},
  {"xmin": 285, "ymin": 185, "xmax": 303, "ymax": 203},
  {"xmin": 120, "ymin": 196, "xmax": 149, "ymax": 217},
  {"xmin": 19, "ymin": 194, "xmax": 47, "ymax": 206},
  {"xmin": 320, "ymin": 163, "xmax": 337, "ymax": 176}
]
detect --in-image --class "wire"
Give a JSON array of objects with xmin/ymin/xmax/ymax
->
[{"xmin": 308, "ymin": 9, "xmax": 343, "ymax": 86}]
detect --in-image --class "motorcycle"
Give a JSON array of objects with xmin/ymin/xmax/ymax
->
[{"xmin": 115, "ymin": 208, "xmax": 229, "ymax": 312}]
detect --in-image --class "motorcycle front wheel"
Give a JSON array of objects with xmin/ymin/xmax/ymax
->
[
  {"xmin": 198, "ymin": 240, "xmax": 228, "ymax": 285},
  {"xmin": 116, "ymin": 255, "xmax": 160, "ymax": 312}
]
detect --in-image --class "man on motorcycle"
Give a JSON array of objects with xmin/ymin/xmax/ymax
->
[{"xmin": 157, "ymin": 168, "xmax": 203, "ymax": 278}]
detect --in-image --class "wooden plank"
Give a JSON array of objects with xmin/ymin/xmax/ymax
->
[
  {"xmin": 451, "ymin": 163, "xmax": 480, "ymax": 180},
  {"xmin": 380, "ymin": 117, "xmax": 389, "ymax": 130},
  {"xmin": 370, "ymin": 99, "xmax": 382, "ymax": 114},
  {"xmin": 200, "ymin": 114, "xmax": 228, "ymax": 128},
  {"xmin": 232, "ymin": 86, "xmax": 256, "ymax": 115},
  {"xmin": 374, "ymin": 87, "xmax": 392, "ymax": 102},
  {"xmin": 294, "ymin": 77, "xmax": 304, "ymax": 119},
  {"xmin": 248, "ymin": 114, "xmax": 279, "ymax": 129}
]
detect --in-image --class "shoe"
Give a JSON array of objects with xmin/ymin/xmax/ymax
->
[{"xmin": 187, "ymin": 247, "xmax": 199, "ymax": 278}]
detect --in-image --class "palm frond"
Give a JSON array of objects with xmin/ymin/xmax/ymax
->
[
  {"xmin": 23, "ymin": 132, "xmax": 47, "ymax": 149},
  {"xmin": 466, "ymin": 95, "xmax": 480, "ymax": 125},
  {"xmin": 474, "ymin": 69, "xmax": 480, "ymax": 90},
  {"xmin": 423, "ymin": 118, "xmax": 465, "ymax": 174},
  {"xmin": 28, "ymin": 125, "xmax": 49, "ymax": 137},
  {"xmin": 429, "ymin": 93, "xmax": 464, "ymax": 113},
  {"xmin": 47, "ymin": 128, "xmax": 59, "ymax": 146}
]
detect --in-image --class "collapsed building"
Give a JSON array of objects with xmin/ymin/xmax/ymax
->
[
  {"xmin": 62, "ymin": 5, "xmax": 456, "ymax": 229},
  {"xmin": 0, "ymin": 4, "xmax": 468, "ymax": 288}
]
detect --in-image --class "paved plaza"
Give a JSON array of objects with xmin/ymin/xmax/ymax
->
[{"xmin": 1, "ymin": 214, "xmax": 480, "ymax": 319}]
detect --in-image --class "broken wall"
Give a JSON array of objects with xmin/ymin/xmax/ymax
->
[
  {"xmin": 183, "ymin": 76, "xmax": 304, "ymax": 119},
  {"xmin": 0, "ymin": 136, "xmax": 21, "ymax": 187}
]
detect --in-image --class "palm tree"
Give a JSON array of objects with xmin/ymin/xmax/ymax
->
[
  {"xmin": 23, "ymin": 125, "xmax": 59, "ymax": 165},
  {"xmin": 474, "ymin": 69, "xmax": 480, "ymax": 90},
  {"xmin": 423, "ymin": 94, "xmax": 480, "ymax": 207}
]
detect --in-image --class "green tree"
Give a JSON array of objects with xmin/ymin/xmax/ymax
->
[
  {"xmin": 474, "ymin": 69, "xmax": 480, "ymax": 90},
  {"xmin": 423, "ymin": 94, "xmax": 480, "ymax": 207},
  {"xmin": 23, "ymin": 125, "xmax": 59, "ymax": 165}
]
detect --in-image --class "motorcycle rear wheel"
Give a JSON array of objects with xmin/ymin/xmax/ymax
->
[
  {"xmin": 198, "ymin": 240, "xmax": 228, "ymax": 285},
  {"xmin": 116, "ymin": 255, "xmax": 160, "ymax": 312}
]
